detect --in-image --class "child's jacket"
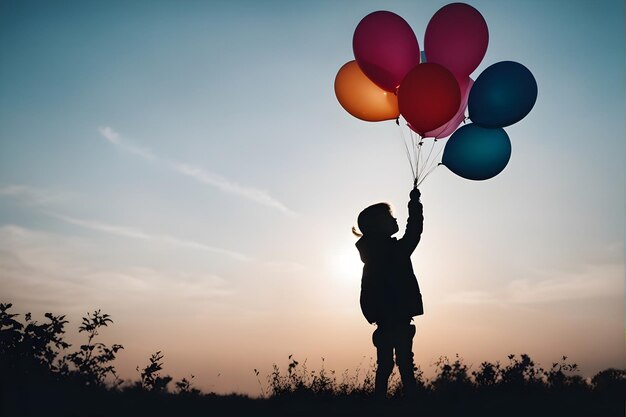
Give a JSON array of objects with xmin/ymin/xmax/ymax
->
[{"xmin": 356, "ymin": 197, "xmax": 424, "ymax": 324}]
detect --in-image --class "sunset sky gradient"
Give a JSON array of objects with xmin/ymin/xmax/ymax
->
[{"xmin": 0, "ymin": 0, "xmax": 624, "ymax": 395}]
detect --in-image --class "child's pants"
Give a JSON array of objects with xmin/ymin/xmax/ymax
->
[{"xmin": 372, "ymin": 321, "xmax": 417, "ymax": 397}]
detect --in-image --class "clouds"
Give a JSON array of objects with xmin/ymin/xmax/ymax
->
[
  {"xmin": 0, "ymin": 184, "xmax": 72, "ymax": 206},
  {"xmin": 99, "ymin": 126, "xmax": 156, "ymax": 161},
  {"xmin": 98, "ymin": 126, "xmax": 296, "ymax": 216},
  {"xmin": 0, "ymin": 224, "xmax": 234, "ymax": 315},
  {"xmin": 172, "ymin": 162, "xmax": 295, "ymax": 215},
  {"xmin": 444, "ymin": 254, "xmax": 623, "ymax": 306},
  {"xmin": 0, "ymin": 183, "xmax": 252, "ymax": 262},
  {"xmin": 48, "ymin": 212, "xmax": 251, "ymax": 262}
]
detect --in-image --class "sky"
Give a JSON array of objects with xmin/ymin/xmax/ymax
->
[{"xmin": 0, "ymin": 0, "xmax": 624, "ymax": 395}]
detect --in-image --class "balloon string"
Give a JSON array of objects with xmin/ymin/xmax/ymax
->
[
  {"xmin": 429, "ymin": 139, "xmax": 445, "ymax": 169},
  {"xmin": 410, "ymin": 126, "xmax": 419, "ymax": 183},
  {"xmin": 422, "ymin": 138, "xmax": 448, "ymax": 186},
  {"xmin": 418, "ymin": 138, "xmax": 436, "ymax": 182},
  {"xmin": 416, "ymin": 163, "xmax": 442, "ymax": 188},
  {"xmin": 414, "ymin": 131, "xmax": 423, "ymax": 182},
  {"xmin": 425, "ymin": 141, "xmax": 447, "ymax": 178},
  {"xmin": 411, "ymin": 129, "xmax": 421, "ymax": 181},
  {"xmin": 408, "ymin": 127, "xmax": 417, "ymax": 172},
  {"xmin": 406, "ymin": 127, "xmax": 418, "ymax": 182},
  {"xmin": 397, "ymin": 120, "xmax": 417, "ymax": 182}
]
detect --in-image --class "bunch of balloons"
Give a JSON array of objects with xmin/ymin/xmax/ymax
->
[{"xmin": 334, "ymin": 3, "xmax": 537, "ymax": 183}]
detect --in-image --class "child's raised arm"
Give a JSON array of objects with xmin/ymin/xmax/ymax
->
[{"xmin": 398, "ymin": 187, "xmax": 424, "ymax": 254}]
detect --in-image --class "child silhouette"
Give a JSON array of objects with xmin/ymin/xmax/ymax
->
[{"xmin": 353, "ymin": 187, "xmax": 424, "ymax": 398}]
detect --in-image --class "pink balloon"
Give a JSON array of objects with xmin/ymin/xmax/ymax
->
[
  {"xmin": 424, "ymin": 3, "xmax": 489, "ymax": 77},
  {"xmin": 422, "ymin": 77, "xmax": 473, "ymax": 139},
  {"xmin": 353, "ymin": 11, "xmax": 420, "ymax": 92}
]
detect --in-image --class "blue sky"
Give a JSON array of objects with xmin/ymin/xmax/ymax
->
[{"xmin": 0, "ymin": 0, "xmax": 624, "ymax": 394}]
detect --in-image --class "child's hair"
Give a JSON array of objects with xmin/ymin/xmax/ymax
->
[{"xmin": 352, "ymin": 202, "xmax": 393, "ymax": 237}]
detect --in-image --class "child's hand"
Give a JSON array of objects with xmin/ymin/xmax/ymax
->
[{"xmin": 410, "ymin": 188, "xmax": 421, "ymax": 201}]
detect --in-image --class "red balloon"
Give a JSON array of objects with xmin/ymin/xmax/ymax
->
[
  {"xmin": 353, "ymin": 11, "xmax": 420, "ymax": 92},
  {"xmin": 398, "ymin": 63, "xmax": 461, "ymax": 135},
  {"xmin": 424, "ymin": 3, "xmax": 489, "ymax": 77},
  {"xmin": 422, "ymin": 77, "xmax": 473, "ymax": 139}
]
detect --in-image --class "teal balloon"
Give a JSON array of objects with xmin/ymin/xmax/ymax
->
[
  {"xmin": 468, "ymin": 61, "xmax": 537, "ymax": 128},
  {"xmin": 442, "ymin": 124, "xmax": 511, "ymax": 181}
]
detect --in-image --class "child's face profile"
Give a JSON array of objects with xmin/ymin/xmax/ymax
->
[{"xmin": 379, "ymin": 210, "xmax": 399, "ymax": 236}]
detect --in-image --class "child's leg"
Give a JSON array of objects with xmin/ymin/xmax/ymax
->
[
  {"xmin": 395, "ymin": 324, "xmax": 417, "ymax": 393},
  {"xmin": 372, "ymin": 326, "xmax": 394, "ymax": 398}
]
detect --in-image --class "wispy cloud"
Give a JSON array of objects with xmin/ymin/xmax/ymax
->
[
  {"xmin": 263, "ymin": 260, "xmax": 310, "ymax": 274},
  {"xmin": 98, "ymin": 126, "xmax": 156, "ymax": 160},
  {"xmin": 98, "ymin": 126, "xmax": 296, "ymax": 216},
  {"xmin": 506, "ymin": 262, "xmax": 623, "ymax": 303},
  {"xmin": 0, "ymin": 185, "xmax": 252, "ymax": 262},
  {"xmin": 444, "ymin": 291, "xmax": 498, "ymax": 305},
  {"xmin": 172, "ymin": 162, "xmax": 295, "ymax": 215},
  {"xmin": 0, "ymin": 184, "xmax": 71, "ymax": 206},
  {"xmin": 444, "ymin": 260, "xmax": 623, "ymax": 306},
  {"xmin": 46, "ymin": 212, "xmax": 251, "ymax": 262},
  {"xmin": 0, "ymin": 225, "xmax": 234, "ymax": 314}
]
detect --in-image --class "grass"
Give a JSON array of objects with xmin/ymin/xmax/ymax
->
[{"xmin": 1, "ymin": 302, "xmax": 625, "ymax": 416}]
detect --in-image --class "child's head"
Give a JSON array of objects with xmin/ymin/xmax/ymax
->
[{"xmin": 353, "ymin": 202, "xmax": 399, "ymax": 237}]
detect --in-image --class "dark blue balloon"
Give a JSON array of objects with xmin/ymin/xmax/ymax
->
[
  {"xmin": 468, "ymin": 61, "xmax": 537, "ymax": 128},
  {"xmin": 442, "ymin": 123, "xmax": 511, "ymax": 181}
]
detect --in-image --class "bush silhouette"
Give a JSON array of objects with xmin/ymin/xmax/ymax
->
[
  {"xmin": 1, "ymin": 301, "xmax": 625, "ymax": 417},
  {"xmin": 136, "ymin": 351, "xmax": 173, "ymax": 392},
  {"xmin": 61, "ymin": 309, "xmax": 124, "ymax": 388},
  {"xmin": 1, "ymin": 303, "xmax": 71, "ymax": 387}
]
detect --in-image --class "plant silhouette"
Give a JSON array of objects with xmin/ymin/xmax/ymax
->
[
  {"xmin": 137, "ymin": 351, "xmax": 173, "ymax": 392},
  {"xmin": 62, "ymin": 309, "xmax": 124, "ymax": 388},
  {"xmin": 1, "ymin": 302, "xmax": 625, "ymax": 416}
]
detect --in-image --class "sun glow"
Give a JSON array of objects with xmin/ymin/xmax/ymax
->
[{"xmin": 330, "ymin": 246, "xmax": 363, "ymax": 287}]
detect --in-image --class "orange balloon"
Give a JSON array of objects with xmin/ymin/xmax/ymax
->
[{"xmin": 334, "ymin": 61, "xmax": 399, "ymax": 122}]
